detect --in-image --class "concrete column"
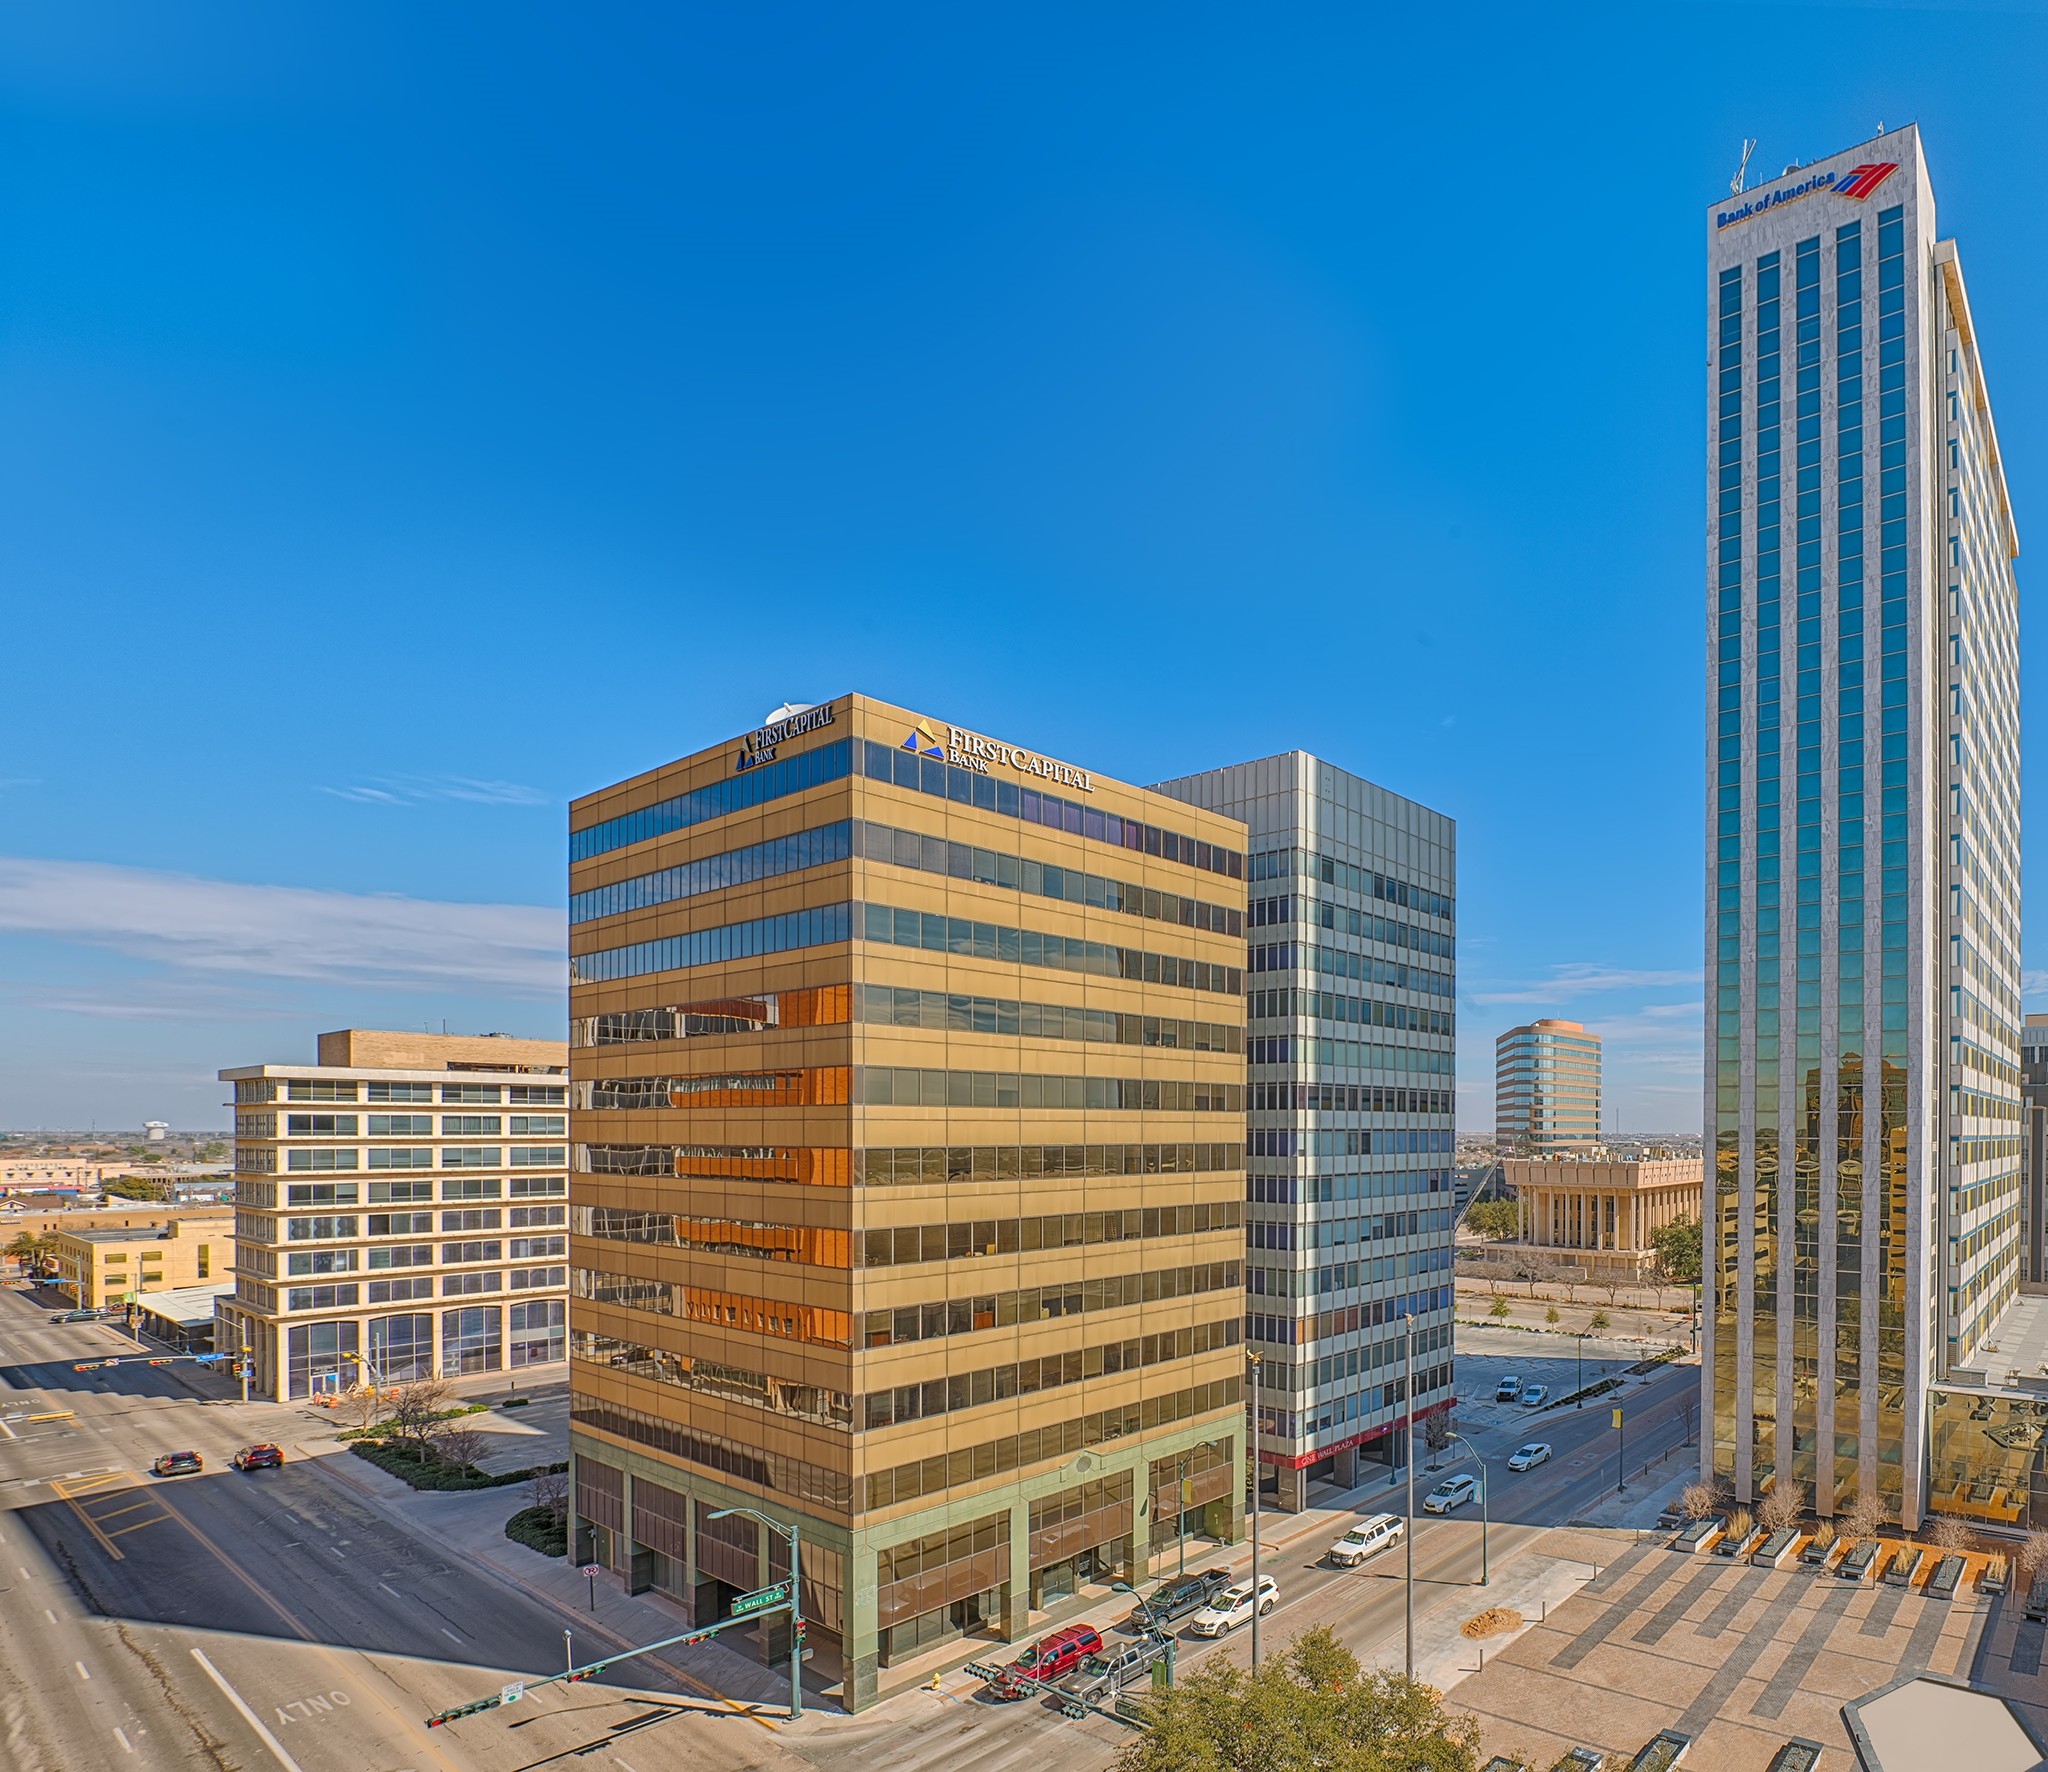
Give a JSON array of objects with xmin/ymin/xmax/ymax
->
[
  {"xmin": 1333, "ymin": 1443, "xmax": 1361, "ymax": 1489},
  {"xmin": 1003, "ymin": 1497, "xmax": 1031, "ymax": 1636},
  {"xmin": 1273, "ymin": 1461, "xmax": 1308, "ymax": 1513},
  {"xmin": 846, "ymin": 1541, "xmax": 881, "ymax": 1712}
]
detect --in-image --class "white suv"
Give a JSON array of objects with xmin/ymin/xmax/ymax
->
[
  {"xmin": 1327, "ymin": 1513, "xmax": 1405, "ymax": 1568},
  {"xmin": 1186, "ymin": 1574, "xmax": 1278, "ymax": 1636},
  {"xmin": 1421, "ymin": 1474, "xmax": 1479, "ymax": 1514}
]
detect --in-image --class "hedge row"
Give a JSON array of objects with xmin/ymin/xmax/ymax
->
[
  {"xmin": 349, "ymin": 1439, "xmax": 567, "ymax": 1492},
  {"xmin": 505, "ymin": 1504, "xmax": 568, "ymax": 1558}
]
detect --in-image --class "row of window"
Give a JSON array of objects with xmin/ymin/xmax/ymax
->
[
  {"xmin": 572, "ymin": 1199, "xmax": 1244, "ymax": 1269},
  {"xmin": 1246, "ymin": 846, "xmax": 1452, "ymax": 923},
  {"xmin": 241, "ymin": 1113, "xmax": 566, "ymax": 1138},
  {"xmin": 282, "ymin": 1212, "xmax": 567, "ymax": 1244},
  {"xmin": 1248, "ymin": 1127, "xmax": 1453, "ymax": 1156},
  {"xmin": 570, "ymin": 737, "xmax": 853, "ymax": 861},
  {"xmin": 276, "ymin": 1270, "xmax": 566, "ymax": 1312},
  {"xmin": 573, "ymin": 986, "xmax": 843, "ymax": 1048},
  {"xmin": 1248, "ymin": 1083, "xmax": 1453, "ymax": 1117},
  {"xmin": 577, "ymin": 1139, "xmax": 1241, "ymax": 1187},
  {"xmin": 854, "ymin": 983, "xmax": 1240, "ymax": 1054},
  {"xmin": 270, "ymin": 1183, "xmax": 565, "ymax": 1218},
  {"xmin": 274, "ymin": 1146, "xmax": 566, "ymax": 1172},
  {"xmin": 572, "ymin": 1310, "xmax": 1239, "ymax": 1433},
  {"xmin": 235, "ymin": 1080, "xmax": 564, "ymax": 1106},
  {"xmin": 1247, "ymin": 987, "xmax": 1452, "ymax": 1039},
  {"xmin": 570, "ymin": 816, "xmax": 1244, "ymax": 940},
  {"xmin": 859, "ymin": 739, "xmax": 1244, "ymax": 879},
  {"xmin": 1248, "ymin": 940, "xmax": 1453, "ymax": 998},
  {"xmin": 855, "ymin": 1068, "xmax": 1241, "ymax": 1113}
]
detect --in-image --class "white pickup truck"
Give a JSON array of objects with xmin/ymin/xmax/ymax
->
[{"xmin": 1327, "ymin": 1512, "xmax": 1405, "ymax": 1567}]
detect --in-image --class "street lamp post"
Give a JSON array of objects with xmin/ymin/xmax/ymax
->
[
  {"xmin": 1403, "ymin": 1313, "xmax": 1415, "ymax": 1680},
  {"xmin": 1576, "ymin": 1331, "xmax": 1585, "ymax": 1406},
  {"xmin": 1247, "ymin": 1351, "xmax": 1262, "ymax": 1671},
  {"xmin": 709, "ymin": 1506, "xmax": 804, "ymax": 1720},
  {"xmin": 1176, "ymin": 1454, "xmax": 1190, "ymax": 1581},
  {"xmin": 1442, "ymin": 1431, "xmax": 1489, "ymax": 1586}
]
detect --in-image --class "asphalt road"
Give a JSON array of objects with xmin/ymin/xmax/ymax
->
[{"xmin": 0, "ymin": 1285, "xmax": 811, "ymax": 1772}]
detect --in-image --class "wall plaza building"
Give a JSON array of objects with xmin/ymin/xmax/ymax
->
[
  {"xmin": 566, "ymin": 696, "xmax": 1249, "ymax": 1707},
  {"xmin": 220, "ymin": 1030, "xmax": 570, "ymax": 1401},
  {"xmin": 1152, "ymin": 752, "xmax": 1456, "ymax": 1511},
  {"xmin": 1704, "ymin": 126, "xmax": 2031, "ymax": 1529},
  {"xmin": 1493, "ymin": 1018, "xmax": 1602, "ymax": 1155}
]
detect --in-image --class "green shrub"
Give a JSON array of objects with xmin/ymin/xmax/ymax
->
[
  {"xmin": 505, "ymin": 1504, "xmax": 568, "ymax": 1557},
  {"xmin": 349, "ymin": 1440, "xmax": 567, "ymax": 1492},
  {"xmin": 499, "ymin": 1396, "xmax": 532, "ymax": 1410},
  {"xmin": 338, "ymin": 1402, "xmax": 489, "ymax": 1443}
]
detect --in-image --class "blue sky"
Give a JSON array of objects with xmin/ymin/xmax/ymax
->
[{"xmin": 2, "ymin": 2, "xmax": 2043, "ymax": 1131}]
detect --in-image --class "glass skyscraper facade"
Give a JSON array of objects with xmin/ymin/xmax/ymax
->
[
  {"xmin": 1704, "ymin": 127, "xmax": 2021, "ymax": 1527},
  {"xmin": 1155, "ymin": 753, "xmax": 1456, "ymax": 1512}
]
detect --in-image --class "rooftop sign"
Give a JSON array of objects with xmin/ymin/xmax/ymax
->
[{"xmin": 1715, "ymin": 161, "xmax": 1899, "ymax": 231}]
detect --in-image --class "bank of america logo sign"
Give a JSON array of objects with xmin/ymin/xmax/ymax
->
[
  {"xmin": 901, "ymin": 722, "xmax": 944, "ymax": 758},
  {"xmin": 1836, "ymin": 162, "xmax": 1899, "ymax": 200}
]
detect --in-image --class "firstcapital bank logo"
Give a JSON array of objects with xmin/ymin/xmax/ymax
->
[
  {"xmin": 1716, "ymin": 159, "xmax": 1900, "ymax": 230},
  {"xmin": 901, "ymin": 721, "xmax": 944, "ymax": 758}
]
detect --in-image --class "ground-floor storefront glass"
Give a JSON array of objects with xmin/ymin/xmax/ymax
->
[
  {"xmin": 286, "ymin": 1320, "xmax": 359, "ymax": 1398},
  {"xmin": 1926, "ymin": 1387, "xmax": 2048, "ymax": 1533}
]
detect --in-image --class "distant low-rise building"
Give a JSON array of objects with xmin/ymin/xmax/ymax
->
[
  {"xmin": 1463, "ymin": 1155, "xmax": 1701, "ymax": 1284},
  {"xmin": 44, "ymin": 1215, "xmax": 233, "ymax": 1311}
]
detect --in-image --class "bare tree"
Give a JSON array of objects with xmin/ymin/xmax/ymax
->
[
  {"xmin": 340, "ymin": 1383, "xmax": 386, "ymax": 1437},
  {"xmin": 1924, "ymin": 1515, "xmax": 1971, "ymax": 1553},
  {"xmin": 387, "ymin": 1376, "xmax": 454, "ymax": 1454},
  {"xmin": 2018, "ymin": 1529, "xmax": 2048, "ymax": 1580},
  {"xmin": 432, "ymin": 1425, "xmax": 489, "ymax": 1474},
  {"xmin": 1756, "ymin": 1483, "xmax": 1801, "ymax": 1534},
  {"xmin": 1680, "ymin": 1481, "xmax": 1719, "ymax": 1522},
  {"xmin": 528, "ymin": 1467, "xmax": 570, "ymax": 1526},
  {"xmin": 1842, "ymin": 1491, "xmax": 1887, "ymax": 1543}
]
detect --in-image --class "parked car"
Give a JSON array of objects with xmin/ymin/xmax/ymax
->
[
  {"xmin": 1521, "ymin": 1383, "xmax": 1551, "ymax": 1407},
  {"xmin": 1060, "ymin": 1636, "xmax": 1169, "ymax": 1706},
  {"xmin": 1327, "ymin": 1512, "xmax": 1405, "ymax": 1567},
  {"xmin": 1129, "ymin": 1568, "xmax": 1232, "ymax": 1629},
  {"xmin": 984, "ymin": 1625, "xmax": 1102, "ymax": 1699},
  {"xmin": 1506, "ymin": 1442, "xmax": 1552, "ymax": 1472},
  {"xmin": 1186, "ymin": 1575, "xmax": 1278, "ymax": 1637},
  {"xmin": 49, "ymin": 1309, "xmax": 98, "ymax": 1324},
  {"xmin": 231, "ymin": 1444, "xmax": 284, "ymax": 1472},
  {"xmin": 151, "ymin": 1451, "xmax": 203, "ymax": 1478},
  {"xmin": 1495, "ymin": 1375, "xmax": 1522, "ymax": 1402},
  {"xmin": 1422, "ymin": 1474, "xmax": 1480, "ymax": 1514}
]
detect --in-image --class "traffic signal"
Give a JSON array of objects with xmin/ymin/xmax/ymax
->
[{"xmin": 425, "ymin": 1695, "xmax": 503, "ymax": 1727}]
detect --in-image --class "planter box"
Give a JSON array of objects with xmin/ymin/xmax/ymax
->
[
  {"xmin": 1836, "ymin": 1541, "xmax": 1879, "ymax": 1583},
  {"xmin": 1714, "ymin": 1527, "xmax": 1763, "ymax": 1560},
  {"xmin": 1978, "ymin": 1566, "xmax": 2009, "ymax": 1596},
  {"xmin": 1925, "ymin": 1555, "xmax": 1964, "ymax": 1600},
  {"xmin": 2024, "ymin": 1576, "xmax": 2048, "ymax": 1624},
  {"xmin": 1751, "ymin": 1528, "xmax": 1800, "ymax": 1569},
  {"xmin": 1799, "ymin": 1535, "xmax": 1840, "ymax": 1570},
  {"xmin": 1630, "ymin": 1728, "xmax": 1692, "ymax": 1771},
  {"xmin": 1673, "ymin": 1516, "xmax": 1723, "ymax": 1555},
  {"xmin": 1882, "ymin": 1547, "xmax": 1926, "ymax": 1589}
]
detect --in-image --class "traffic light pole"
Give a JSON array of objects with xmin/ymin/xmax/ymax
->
[{"xmin": 711, "ymin": 1506, "xmax": 803, "ymax": 1721}]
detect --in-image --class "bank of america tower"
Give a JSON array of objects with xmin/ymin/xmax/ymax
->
[{"xmin": 1704, "ymin": 126, "xmax": 2021, "ymax": 1527}]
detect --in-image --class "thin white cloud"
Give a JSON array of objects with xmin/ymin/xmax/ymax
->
[
  {"xmin": 0, "ymin": 856, "xmax": 563, "ymax": 997},
  {"xmin": 320, "ymin": 775, "xmax": 551, "ymax": 808},
  {"xmin": 1467, "ymin": 962, "xmax": 1702, "ymax": 1007}
]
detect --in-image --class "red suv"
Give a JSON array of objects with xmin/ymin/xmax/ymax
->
[
  {"xmin": 985, "ymin": 1625, "xmax": 1103, "ymax": 1700},
  {"xmin": 232, "ymin": 1444, "xmax": 284, "ymax": 1472}
]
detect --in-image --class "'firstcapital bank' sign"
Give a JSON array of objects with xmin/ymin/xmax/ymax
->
[
  {"xmin": 1716, "ymin": 160, "xmax": 1899, "ymax": 231},
  {"xmin": 941, "ymin": 724, "xmax": 1095, "ymax": 794}
]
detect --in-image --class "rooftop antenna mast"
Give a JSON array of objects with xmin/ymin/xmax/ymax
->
[{"xmin": 1731, "ymin": 138, "xmax": 1757, "ymax": 197}]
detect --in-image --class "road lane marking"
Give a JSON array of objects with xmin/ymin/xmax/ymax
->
[
  {"xmin": 190, "ymin": 1648, "xmax": 306, "ymax": 1772},
  {"xmin": 378, "ymin": 1582, "xmax": 403, "ymax": 1599},
  {"xmin": 114, "ymin": 1726, "xmax": 134, "ymax": 1753},
  {"xmin": 44, "ymin": 1609, "xmax": 54, "ymax": 1622},
  {"xmin": 440, "ymin": 1627, "xmax": 462, "ymax": 1643},
  {"xmin": 147, "ymin": 1486, "xmax": 313, "ymax": 1642},
  {"xmin": 76, "ymin": 1660, "xmax": 90, "ymax": 1680}
]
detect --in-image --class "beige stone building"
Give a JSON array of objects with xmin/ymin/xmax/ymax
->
[
  {"xmin": 220, "ymin": 1028, "xmax": 569, "ymax": 1400},
  {"xmin": 1471, "ymin": 1156, "xmax": 1701, "ymax": 1283}
]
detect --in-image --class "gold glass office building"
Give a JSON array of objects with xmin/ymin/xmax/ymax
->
[{"xmin": 566, "ymin": 695, "xmax": 1248, "ymax": 1708}]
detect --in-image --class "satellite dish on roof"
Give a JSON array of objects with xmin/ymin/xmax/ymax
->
[{"xmin": 762, "ymin": 701, "xmax": 814, "ymax": 723}]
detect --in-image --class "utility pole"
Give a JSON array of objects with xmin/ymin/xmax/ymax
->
[
  {"xmin": 1176, "ymin": 1454, "xmax": 1190, "ymax": 1581},
  {"xmin": 1445, "ymin": 1430, "xmax": 1488, "ymax": 1585},
  {"xmin": 1403, "ymin": 1313, "xmax": 1415, "ymax": 1679},
  {"xmin": 1247, "ymin": 1351, "xmax": 1263, "ymax": 1670}
]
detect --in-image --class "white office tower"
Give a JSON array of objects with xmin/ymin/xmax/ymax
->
[{"xmin": 1703, "ymin": 126, "xmax": 2021, "ymax": 1529}]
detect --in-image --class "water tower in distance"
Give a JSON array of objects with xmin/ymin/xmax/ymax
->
[{"xmin": 143, "ymin": 1121, "xmax": 169, "ymax": 1143}]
